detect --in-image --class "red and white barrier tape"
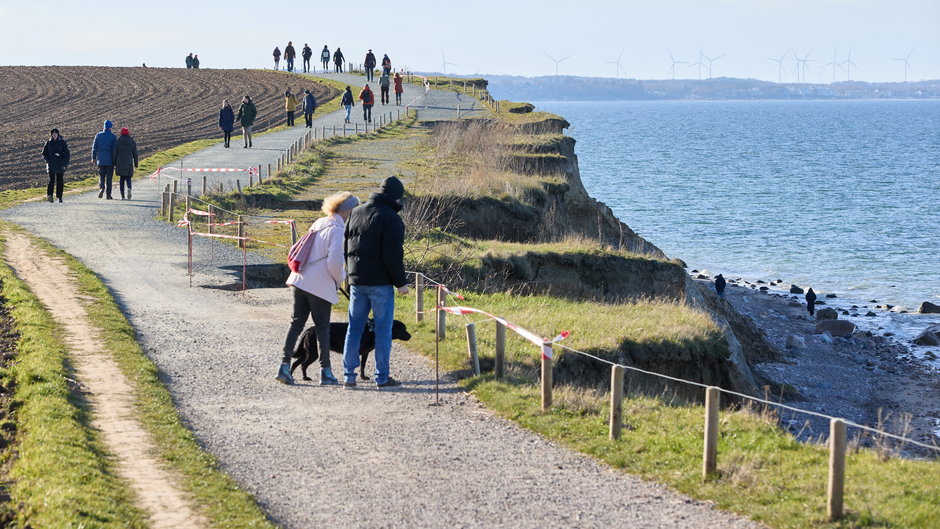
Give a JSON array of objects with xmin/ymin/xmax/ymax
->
[
  {"xmin": 150, "ymin": 166, "xmax": 258, "ymax": 180},
  {"xmin": 439, "ymin": 304, "xmax": 570, "ymax": 359}
]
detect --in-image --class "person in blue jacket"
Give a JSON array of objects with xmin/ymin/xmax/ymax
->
[
  {"xmin": 91, "ymin": 119, "xmax": 117, "ymax": 199},
  {"xmin": 302, "ymin": 89, "xmax": 317, "ymax": 128},
  {"xmin": 219, "ymin": 99, "xmax": 235, "ymax": 147}
]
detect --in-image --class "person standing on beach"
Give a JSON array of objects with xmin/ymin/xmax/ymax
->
[
  {"xmin": 364, "ymin": 49, "xmax": 376, "ymax": 81},
  {"xmin": 91, "ymin": 119, "xmax": 116, "ymax": 199},
  {"xmin": 333, "ymin": 47, "xmax": 345, "ymax": 73},
  {"xmin": 41, "ymin": 128, "xmax": 69, "ymax": 203},
  {"xmin": 185, "ymin": 53, "xmax": 193, "ymax": 68},
  {"xmin": 302, "ymin": 89, "xmax": 316, "ymax": 128},
  {"xmin": 805, "ymin": 288, "xmax": 817, "ymax": 316},
  {"xmin": 284, "ymin": 89, "xmax": 298, "ymax": 127},
  {"xmin": 284, "ymin": 41, "xmax": 296, "ymax": 72},
  {"xmin": 321, "ymin": 45, "xmax": 331, "ymax": 72},
  {"xmin": 359, "ymin": 84, "xmax": 374, "ymax": 122},
  {"xmin": 715, "ymin": 274, "xmax": 726, "ymax": 299},
  {"xmin": 237, "ymin": 95, "xmax": 257, "ymax": 148},
  {"xmin": 273, "ymin": 46, "xmax": 281, "ymax": 70},
  {"xmin": 302, "ymin": 43, "xmax": 312, "ymax": 73},
  {"xmin": 277, "ymin": 192, "xmax": 361, "ymax": 386},
  {"xmin": 341, "ymin": 86, "xmax": 354, "ymax": 124},
  {"xmin": 218, "ymin": 99, "xmax": 235, "ymax": 148},
  {"xmin": 393, "ymin": 72, "xmax": 403, "ymax": 105},
  {"xmin": 112, "ymin": 128, "xmax": 138, "ymax": 200},
  {"xmin": 342, "ymin": 176, "xmax": 410, "ymax": 388}
]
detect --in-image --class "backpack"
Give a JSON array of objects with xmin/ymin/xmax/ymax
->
[{"xmin": 287, "ymin": 226, "xmax": 327, "ymax": 273}]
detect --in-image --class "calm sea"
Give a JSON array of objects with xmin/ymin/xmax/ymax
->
[{"xmin": 535, "ymin": 99, "xmax": 940, "ymax": 350}]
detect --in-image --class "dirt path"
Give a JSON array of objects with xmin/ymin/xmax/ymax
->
[{"xmin": 3, "ymin": 232, "xmax": 207, "ymax": 528}]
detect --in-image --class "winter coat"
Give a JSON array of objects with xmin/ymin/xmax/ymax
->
[
  {"xmin": 302, "ymin": 45, "xmax": 312, "ymax": 59},
  {"xmin": 359, "ymin": 87, "xmax": 374, "ymax": 106},
  {"xmin": 381, "ymin": 56, "xmax": 391, "ymax": 70},
  {"xmin": 379, "ymin": 73, "xmax": 390, "ymax": 87},
  {"xmin": 237, "ymin": 101, "xmax": 257, "ymax": 127},
  {"xmin": 42, "ymin": 137, "xmax": 70, "ymax": 173},
  {"xmin": 321, "ymin": 48, "xmax": 330, "ymax": 61},
  {"xmin": 219, "ymin": 105, "xmax": 235, "ymax": 132},
  {"xmin": 273, "ymin": 47, "xmax": 281, "ymax": 58},
  {"xmin": 91, "ymin": 128, "xmax": 117, "ymax": 166},
  {"xmin": 192, "ymin": 56, "xmax": 200, "ymax": 68},
  {"xmin": 364, "ymin": 52, "xmax": 376, "ymax": 68},
  {"xmin": 287, "ymin": 214, "xmax": 347, "ymax": 304},
  {"xmin": 341, "ymin": 90, "xmax": 354, "ymax": 107},
  {"xmin": 285, "ymin": 93, "xmax": 299, "ymax": 112},
  {"xmin": 185, "ymin": 55, "xmax": 193, "ymax": 67},
  {"xmin": 393, "ymin": 75, "xmax": 403, "ymax": 93},
  {"xmin": 112, "ymin": 134, "xmax": 138, "ymax": 177},
  {"xmin": 284, "ymin": 45, "xmax": 295, "ymax": 59},
  {"xmin": 333, "ymin": 50, "xmax": 344, "ymax": 64},
  {"xmin": 303, "ymin": 93, "xmax": 317, "ymax": 114},
  {"xmin": 344, "ymin": 192, "xmax": 407, "ymax": 287}
]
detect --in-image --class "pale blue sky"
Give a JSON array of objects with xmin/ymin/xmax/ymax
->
[{"xmin": 1, "ymin": 0, "xmax": 936, "ymax": 82}]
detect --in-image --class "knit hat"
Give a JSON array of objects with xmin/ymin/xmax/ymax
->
[
  {"xmin": 120, "ymin": 128, "xmax": 130, "ymax": 136},
  {"xmin": 50, "ymin": 128, "xmax": 60, "ymax": 136},
  {"xmin": 104, "ymin": 119, "xmax": 113, "ymax": 129},
  {"xmin": 336, "ymin": 196, "xmax": 360, "ymax": 212},
  {"xmin": 379, "ymin": 176, "xmax": 405, "ymax": 200}
]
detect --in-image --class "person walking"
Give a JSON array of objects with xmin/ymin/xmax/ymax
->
[
  {"xmin": 273, "ymin": 46, "xmax": 281, "ymax": 70},
  {"xmin": 358, "ymin": 84, "xmax": 374, "ymax": 122},
  {"xmin": 714, "ymin": 274, "xmax": 726, "ymax": 299},
  {"xmin": 342, "ymin": 176, "xmax": 409, "ymax": 388},
  {"xmin": 321, "ymin": 45, "xmax": 331, "ymax": 72},
  {"xmin": 112, "ymin": 128, "xmax": 138, "ymax": 200},
  {"xmin": 185, "ymin": 53, "xmax": 193, "ymax": 68},
  {"xmin": 333, "ymin": 47, "xmax": 345, "ymax": 73},
  {"xmin": 381, "ymin": 53, "xmax": 391, "ymax": 74},
  {"xmin": 91, "ymin": 120, "xmax": 117, "ymax": 199},
  {"xmin": 379, "ymin": 71, "xmax": 390, "ymax": 105},
  {"xmin": 277, "ymin": 192, "xmax": 361, "ymax": 385},
  {"xmin": 363, "ymin": 49, "xmax": 377, "ymax": 81},
  {"xmin": 218, "ymin": 99, "xmax": 235, "ymax": 147},
  {"xmin": 284, "ymin": 89, "xmax": 298, "ymax": 126},
  {"xmin": 302, "ymin": 43, "xmax": 312, "ymax": 73},
  {"xmin": 284, "ymin": 41, "xmax": 296, "ymax": 72},
  {"xmin": 302, "ymin": 89, "xmax": 316, "ymax": 128},
  {"xmin": 341, "ymin": 86, "xmax": 354, "ymax": 124},
  {"xmin": 237, "ymin": 95, "xmax": 257, "ymax": 148},
  {"xmin": 393, "ymin": 72, "xmax": 404, "ymax": 105},
  {"xmin": 41, "ymin": 128, "xmax": 70, "ymax": 203},
  {"xmin": 192, "ymin": 54, "xmax": 200, "ymax": 68}
]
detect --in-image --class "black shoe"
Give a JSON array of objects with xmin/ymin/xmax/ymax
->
[
  {"xmin": 106, "ymin": 195, "xmax": 113, "ymax": 200},
  {"xmin": 377, "ymin": 377, "xmax": 401, "ymax": 388},
  {"xmin": 57, "ymin": 197, "xmax": 62, "ymax": 203},
  {"xmin": 98, "ymin": 189, "xmax": 104, "ymax": 198},
  {"xmin": 343, "ymin": 380, "xmax": 357, "ymax": 390}
]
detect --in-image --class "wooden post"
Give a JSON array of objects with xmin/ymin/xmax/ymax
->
[
  {"xmin": 828, "ymin": 419, "xmax": 847, "ymax": 521},
  {"xmin": 290, "ymin": 221, "xmax": 297, "ymax": 245},
  {"xmin": 541, "ymin": 349, "xmax": 552, "ymax": 411},
  {"xmin": 207, "ymin": 205, "xmax": 214, "ymax": 236},
  {"xmin": 457, "ymin": 105, "xmax": 461, "ymax": 119},
  {"xmin": 495, "ymin": 321, "xmax": 506, "ymax": 379},
  {"xmin": 172, "ymin": 179, "xmax": 178, "ymax": 195},
  {"xmin": 703, "ymin": 386, "xmax": 720, "ymax": 478},
  {"xmin": 186, "ymin": 177, "xmax": 192, "ymax": 197},
  {"xmin": 609, "ymin": 365, "xmax": 625, "ymax": 440},
  {"xmin": 466, "ymin": 323, "xmax": 480, "ymax": 376},
  {"xmin": 162, "ymin": 184, "xmax": 169, "ymax": 216},
  {"xmin": 332, "ymin": 124, "xmax": 336, "ymax": 136},
  {"xmin": 168, "ymin": 190, "xmax": 176, "ymax": 223},
  {"xmin": 249, "ymin": 175, "xmax": 254, "ymax": 187},
  {"xmin": 236, "ymin": 179, "xmax": 242, "ymax": 193},
  {"xmin": 436, "ymin": 286, "xmax": 446, "ymax": 340},
  {"xmin": 265, "ymin": 164, "xmax": 270, "ymax": 182},
  {"xmin": 343, "ymin": 124, "xmax": 347, "ymax": 136},
  {"xmin": 415, "ymin": 274, "xmax": 424, "ymax": 323},
  {"xmin": 257, "ymin": 164, "xmax": 262, "ymax": 180},
  {"xmin": 356, "ymin": 123, "xmax": 360, "ymax": 135},
  {"xmin": 237, "ymin": 215, "xmax": 245, "ymax": 249}
]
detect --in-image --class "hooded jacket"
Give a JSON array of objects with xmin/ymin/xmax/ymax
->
[
  {"xmin": 91, "ymin": 124, "xmax": 117, "ymax": 166},
  {"xmin": 237, "ymin": 100, "xmax": 257, "ymax": 127},
  {"xmin": 344, "ymin": 178, "xmax": 407, "ymax": 288},
  {"xmin": 364, "ymin": 51, "xmax": 376, "ymax": 68},
  {"xmin": 113, "ymin": 133, "xmax": 138, "ymax": 177},
  {"xmin": 284, "ymin": 44, "xmax": 296, "ymax": 60},
  {"xmin": 333, "ymin": 50, "xmax": 344, "ymax": 64},
  {"xmin": 287, "ymin": 214, "xmax": 347, "ymax": 303},
  {"xmin": 219, "ymin": 104, "xmax": 235, "ymax": 132},
  {"xmin": 303, "ymin": 92, "xmax": 317, "ymax": 114},
  {"xmin": 42, "ymin": 135, "xmax": 70, "ymax": 173},
  {"xmin": 341, "ymin": 90, "xmax": 354, "ymax": 107},
  {"xmin": 393, "ymin": 74, "xmax": 404, "ymax": 93},
  {"xmin": 302, "ymin": 45, "xmax": 312, "ymax": 59},
  {"xmin": 358, "ymin": 87, "xmax": 374, "ymax": 106},
  {"xmin": 321, "ymin": 47, "xmax": 330, "ymax": 61},
  {"xmin": 285, "ymin": 92, "xmax": 299, "ymax": 112}
]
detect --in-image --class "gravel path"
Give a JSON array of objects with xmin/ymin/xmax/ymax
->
[{"xmin": 1, "ymin": 81, "xmax": 761, "ymax": 528}]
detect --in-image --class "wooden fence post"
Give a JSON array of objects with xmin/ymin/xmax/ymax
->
[
  {"xmin": 541, "ymin": 348, "xmax": 552, "ymax": 411},
  {"xmin": 290, "ymin": 221, "xmax": 297, "ymax": 245},
  {"xmin": 207, "ymin": 205, "xmax": 214, "ymax": 236},
  {"xmin": 168, "ymin": 190, "xmax": 176, "ymax": 223},
  {"xmin": 609, "ymin": 365, "xmax": 625, "ymax": 440},
  {"xmin": 703, "ymin": 386, "xmax": 720, "ymax": 478},
  {"xmin": 436, "ymin": 287, "xmax": 446, "ymax": 340},
  {"xmin": 201, "ymin": 175, "xmax": 207, "ymax": 196},
  {"xmin": 415, "ymin": 274, "xmax": 424, "ymax": 323},
  {"xmin": 828, "ymin": 419, "xmax": 847, "ymax": 521},
  {"xmin": 237, "ymin": 215, "xmax": 245, "ymax": 249},
  {"xmin": 236, "ymin": 180, "xmax": 242, "ymax": 194},
  {"xmin": 466, "ymin": 323, "xmax": 480, "ymax": 376},
  {"xmin": 495, "ymin": 322, "xmax": 506, "ymax": 379},
  {"xmin": 264, "ymin": 164, "xmax": 269, "ymax": 182}
]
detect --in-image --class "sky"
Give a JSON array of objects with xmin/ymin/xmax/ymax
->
[{"xmin": 1, "ymin": 0, "xmax": 937, "ymax": 83}]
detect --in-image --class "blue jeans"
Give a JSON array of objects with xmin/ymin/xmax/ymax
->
[
  {"xmin": 343, "ymin": 285, "xmax": 394, "ymax": 384},
  {"xmin": 344, "ymin": 105, "xmax": 352, "ymax": 121}
]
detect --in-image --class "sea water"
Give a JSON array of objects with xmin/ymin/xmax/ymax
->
[{"xmin": 534, "ymin": 99, "xmax": 940, "ymax": 362}]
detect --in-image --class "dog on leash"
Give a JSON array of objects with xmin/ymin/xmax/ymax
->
[{"xmin": 290, "ymin": 320, "xmax": 412, "ymax": 381}]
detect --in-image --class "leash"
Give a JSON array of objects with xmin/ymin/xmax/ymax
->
[{"xmin": 338, "ymin": 285, "xmax": 351, "ymax": 300}]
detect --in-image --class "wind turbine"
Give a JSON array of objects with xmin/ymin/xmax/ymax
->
[
  {"xmin": 606, "ymin": 48, "xmax": 625, "ymax": 79},
  {"xmin": 894, "ymin": 49, "xmax": 913, "ymax": 82},
  {"xmin": 544, "ymin": 52, "xmax": 572, "ymax": 77},
  {"xmin": 440, "ymin": 48, "xmax": 458, "ymax": 75},
  {"xmin": 686, "ymin": 49, "xmax": 706, "ymax": 80},
  {"xmin": 767, "ymin": 49, "xmax": 790, "ymax": 83},
  {"xmin": 820, "ymin": 48, "xmax": 841, "ymax": 83},
  {"xmin": 702, "ymin": 52, "xmax": 724, "ymax": 79},
  {"xmin": 839, "ymin": 48, "xmax": 859, "ymax": 81},
  {"xmin": 791, "ymin": 49, "xmax": 813, "ymax": 83},
  {"xmin": 667, "ymin": 49, "xmax": 686, "ymax": 80}
]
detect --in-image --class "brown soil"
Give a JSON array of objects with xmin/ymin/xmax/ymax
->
[
  {"xmin": 0, "ymin": 66, "xmax": 338, "ymax": 190},
  {"xmin": 3, "ymin": 232, "xmax": 207, "ymax": 528}
]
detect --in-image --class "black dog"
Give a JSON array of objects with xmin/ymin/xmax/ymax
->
[{"xmin": 290, "ymin": 320, "xmax": 411, "ymax": 381}]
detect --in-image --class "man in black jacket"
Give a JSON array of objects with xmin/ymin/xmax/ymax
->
[{"xmin": 342, "ymin": 176, "xmax": 410, "ymax": 388}]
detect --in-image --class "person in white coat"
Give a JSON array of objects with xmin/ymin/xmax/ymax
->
[{"xmin": 277, "ymin": 192, "xmax": 360, "ymax": 385}]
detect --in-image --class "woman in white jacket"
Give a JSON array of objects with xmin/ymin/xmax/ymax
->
[{"xmin": 277, "ymin": 192, "xmax": 360, "ymax": 385}]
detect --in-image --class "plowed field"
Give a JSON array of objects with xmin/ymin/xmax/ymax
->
[{"xmin": 0, "ymin": 66, "xmax": 338, "ymax": 190}]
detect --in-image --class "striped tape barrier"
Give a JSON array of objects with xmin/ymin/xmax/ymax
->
[{"xmin": 439, "ymin": 304, "xmax": 570, "ymax": 359}]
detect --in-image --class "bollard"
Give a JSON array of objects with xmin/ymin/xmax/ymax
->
[
  {"xmin": 609, "ymin": 365, "xmax": 625, "ymax": 440},
  {"xmin": 541, "ymin": 349, "xmax": 553, "ymax": 411},
  {"xmin": 415, "ymin": 274, "xmax": 424, "ymax": 323},
  {"xmin": 436, "ymin": 287, "xmax": 446, "ymax": 340},
  {"xmin": 495, "ymin": 321, "xmax": 506, "ymax": 379},
  {"xmin": 202, "ymin": 175, "xmax": 207, "ymax": 195},
  {"xmin": 703, "ymin": 386, "xmax": 720, "ymax": 478},
  {"xmin": 465, "ymin": 323, "xmax": 480, "ymax": 376},
  {"xmin": 828, "ymin": 419, "xmax": 847, "ymax": 521}
]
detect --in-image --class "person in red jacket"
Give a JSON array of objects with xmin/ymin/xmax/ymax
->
[
  {"xmin": 393, "ymin": 72, "xmax": 404, "ymax": 105},
  {"xmin": 358, "ymin": 84, "xmax": 374, "ymax": 123}
]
